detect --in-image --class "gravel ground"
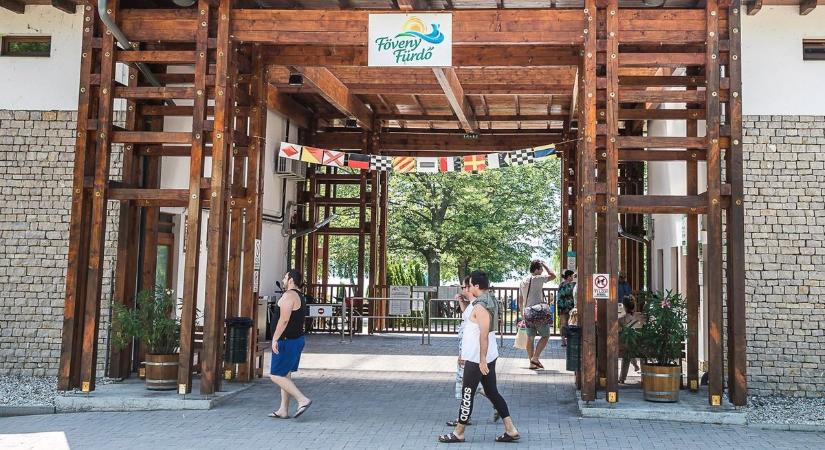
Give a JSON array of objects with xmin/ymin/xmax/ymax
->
[
  {"xmin": 747, "ymin": 395, "xmax": 825, "ymax": 425},
  {"xmin": 0, "ymin": 376, "xmax": 118, "ymax": 407}
]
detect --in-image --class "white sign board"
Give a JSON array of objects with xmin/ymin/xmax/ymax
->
[
  {"xmin": 308, "ymin": 305, "xmax": 333, "ymax": 317},
  {"xmin": 254, "ymin": 239, "xmax": 262, "ymax": 270},
  {"xmin": 593, "ymin": 273, "xmax": 610, "ymax": 299},
  {"xmin": 413, "ymin": 286, "xmax": 438, "ymax": 293},
  {"xmin": 253, "ymin": 270, "xmax": 260, "ymax": 292},
  {"xmin": 412, "ymin": 291, "xmax": 425, "ymax": 312},
  {"xmin": 389, "ymin": 285, "xmax": 411, "ymax": 299},
  {"xmin": 368, "ymin": 14, "xmax": 452, "ymax": 67},
  {"xmin": 389, "ymin": 299, "xmax": 412, "ymax": 316},
  {"xmin": 567, "ymin": 251, "xmax": 576, "ymax": 271}
]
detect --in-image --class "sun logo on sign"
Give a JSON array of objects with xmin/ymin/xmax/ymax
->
[{"xmin": 396, "ymin": 17, "xmax": 445, "ymax": 44}]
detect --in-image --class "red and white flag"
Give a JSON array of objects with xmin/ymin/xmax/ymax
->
[
  {"xmin": 322, "ymin": 149, "xmax": 345, "ymax": 167},
  {"xmin": 279, "ymin": 142, "xmax": 302, "ymax": 160}
]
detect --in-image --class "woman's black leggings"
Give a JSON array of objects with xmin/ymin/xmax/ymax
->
[{"xmin": 457, "ymin": 359, "xmax": 510, "ymax": 424}]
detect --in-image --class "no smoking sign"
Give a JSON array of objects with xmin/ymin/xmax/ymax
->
[{"xmin": 593, "ymin": 274, "xmax": 610, "ymax": 299}]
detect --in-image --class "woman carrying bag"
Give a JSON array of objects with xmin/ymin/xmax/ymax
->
[{"xmin": 517, "ymin": 260, "xmax": 556, "ymax": 370}]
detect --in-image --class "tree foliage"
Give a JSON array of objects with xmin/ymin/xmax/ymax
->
[{"xmin": 387, "ymin": 160, "xmax": 561, "ymax": 285}]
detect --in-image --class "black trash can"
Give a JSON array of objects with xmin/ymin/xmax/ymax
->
[
  {"xmin": 224, "ymin": 317, "xmax": 253, "ymax": 364},
  {"xmin": 566, "ymin": 325, "xmax": 581, "ymax": 371}
]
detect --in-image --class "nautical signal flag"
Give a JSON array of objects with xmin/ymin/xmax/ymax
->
[
  {"xmin": 463, "ymin": 154, "xmax": 486, "ymax": 173},
  {"xmin": 322, "ymin": 149, "xmax": 345, "ymax": 167},
  {"xmin": 439, "ymin": 156, "xmax": 460, "ymax": 172},
  {"xmin": 300, "ymin": 146, "xmax": 324, "ymax": 164},
  {"xmin": 533, "ymin": 144, "xmax": 556, "ymax": 160},
  {"xmin": 393, "ymin": 156, "xmax": 417, "ymax": 173},
  {"xmin": 416, "ymin": 157, "xmax": 439, "ymax": 173},
  {"xmin": 279, "ymin": 142, "xmax": 302, "ymax": 160},
  {"xmin": 507, "ymin": 148, "xmax": 534, "ymax": 166},
  {"xmin": 486, "ymin": 153, "xmax": 507, "ymax": 169},
  {"xmin": 371, "ymin": 155, "xmax": 392, "ymax": 171},
  {"xmin": 346, "ymin": 153, "xmax": 370, "ymax": 170}
]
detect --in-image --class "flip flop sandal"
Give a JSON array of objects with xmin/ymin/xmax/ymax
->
[
  {"xmin": 293, "ymin": 400, "xmax": 312, "ymax": 418},
  {"xmin": 268, "ymin": 411, "xmax": 289, "ymax": 419},
  {"xmin": 495, "ymin": 433, "xmax": 521, "ymax": 443},
  {"xmin": 446, "ymin": 420, "xmax": 472, "ymax": 427},
  {"xmin": 529, "ymin": 363, "xmax": 540, "ymax": 370},
  {"xmin": 438, "ymin": 432, "xmax": 465, "ymax": 443},
  {"xmin": 532, "ymin": 360, "xmax": 545, "ymax": 369}
]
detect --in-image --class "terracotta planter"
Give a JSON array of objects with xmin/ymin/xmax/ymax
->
[
  {"xmin": 641, "ymin": 363, "xmax": 680, "ymax": 402},
  {"xmin": 144, "ymin": 353, "xmax": 178, "ymax": 391}
]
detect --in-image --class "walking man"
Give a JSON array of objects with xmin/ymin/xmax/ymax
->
[
  {"xmin": 438, "ymin": 271, "xmax": 520, "ymax": 443},
  {"xmin": 518, "ymin": 259, "xmax": 556, "ymax": 369}
]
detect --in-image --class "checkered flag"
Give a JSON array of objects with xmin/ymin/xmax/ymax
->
[
  {"xmin": 506, "ymin": 148, "xmax": 534, "ymax": 166},
  {"xmin": 370, "ymin": 155, "xmax": 392, "ymax": 171}
]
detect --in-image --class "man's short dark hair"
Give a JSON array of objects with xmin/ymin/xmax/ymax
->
[
  {"xmin": 529, "ymin": 260, "xmax": 542, "ymax": 273},
  {"xmin": 469, "ymin": 270, "xmax": 490, "ymax": 289}
]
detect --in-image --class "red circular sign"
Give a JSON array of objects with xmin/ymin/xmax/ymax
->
[
  {"xmin": 595, "ymin": 275, "xmax": 609, "ymax": 289},
  {"xmin": 318, "ymin": 308, "xmax": 326, "ymax": 315}
]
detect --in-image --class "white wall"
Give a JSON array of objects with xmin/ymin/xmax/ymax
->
[
  {"xmin": 742, "ymin": 6, "xmax": 825, "ymax": 115},
  {"xmin": 0, "ymin": 5, "xmax": 82, "ymax": 110}
]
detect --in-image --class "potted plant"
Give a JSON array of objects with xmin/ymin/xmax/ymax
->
[
  {"xmin": 620, "ymin": 290, "xmax": 687, "ymax": 402},
  {"xmin": 112, "ymin": 288, "xmax": 180, "ymax": 390}
]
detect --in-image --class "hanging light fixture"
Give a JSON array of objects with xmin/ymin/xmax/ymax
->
[
  {"xmin": 172, "ymin": 0, "xmax": 197, "ymax": 6},
  {"xmin": 345, "ymin": 118, "xmax": 358, "ymax": 128},
  {"xmin": 288, "ymin": 73, "xmax": 304, "ymax": 86}
]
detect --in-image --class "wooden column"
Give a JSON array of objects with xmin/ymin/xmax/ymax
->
[
  {"xmin": 580, "ymin": 0, "xmax": 598, "ymax": 402},
  {"xmin": 306, "ymin": 165, "xmax": 319, "ymax": 285},
  {"xmin": 705, "ymin": 0, "xmax": 724, "ymax": 407},
  {"xmin": 239, "ymin": 45, "xmax": 268, "ymax": 382},
  {"xmin": 726, "ymin": 0, "xmax": 747, "ymax": 407},
  {"xmin": 78, "ymin": 0, "xmax": 118, "ymax": 393},
  {"xmin": 177, "ymin": 0, "xmax": 212, "ymax": 395},
  {"xmin": 357, "ymin": 163, "xmax": 368, "ymax": 299},
  {"xmin": 108, "ymin": 65, "xmax": 143, "ymax": 379},
  {"xmin": 201, "ymin": 0, "xmax": 235, "ymax": 396},
  {"xmin": 686, "ymin": 70, "xmax": 701, "ymax": 393},
  {"xmin": 560, "ymin": 144, "xmax": 569, "ymax": 271},
  {"xmin": 58, "ymin": 3, "xmax": 97, "ymax": 391},
  {"xmin": 604, "ymin": 0, "xmax": 620, "ymax": 402},
  {"xmin": 378, "ymin": 169, "xmax": 389, "ymax": 289}
]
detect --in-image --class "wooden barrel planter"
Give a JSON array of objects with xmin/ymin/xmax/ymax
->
[
  {"xmin": 144, "ymin": 354, "xmax": 178, "ymax": 391},
  {"xmin": 641, "ymin": 363, "xmax": 680, "ymax": 402}
]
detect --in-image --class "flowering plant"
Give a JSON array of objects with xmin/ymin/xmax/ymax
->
[
  {"xmin": 619, "ymin": 290, "xmax": 686, "ymax": 366},
  {"xmin": 112, "ymin": 288, "xmax": 181, "ymax": 355}
]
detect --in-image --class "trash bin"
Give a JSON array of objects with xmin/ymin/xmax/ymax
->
[
  {"xmin": 224, "ymin": 317, "xmax": 253, "ymax": 364},
  {"xmin": 566, "ymin": 325, "xmax": 581, "ymax": 371}
]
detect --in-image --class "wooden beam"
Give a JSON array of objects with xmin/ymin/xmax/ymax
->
[
  {"xmin": 396, "ymin": 0, "xmax": 427, "ymax": 10},
  {"xmin": 266, "ymin": 86, "xmax": 311, "ymax": 129},
  {"xmin": 293, "ymin": 66, "xmax": 373, "ymax": 131},
  {"xmin": 432, "ymin": 68, "xmax": 478, "ymax": 133},
  {"xmin": 800, "ymin": 0, "xmax": 817, "ymax": 15},
  {"xmin": 0, "ymin": 0, "xmax": 24, "ymax": 14},
  {"xmin": 604, "ymin": 0, "xmax": 620, "ymax": 403},
  {"xmin": 59, "ymin": 4, "xmax": 96, "ymax": 392},
  {"xmin": 580, "ymin": 0, "xmax": 598, "ymax": 403},
  {"xmin": 705, "ymin": 0, "xmax": 725, "ymax": 407},
  {"xmin": 726, "ymin": 0, "xmax": 748, "ymax": 407},
  {"xmin": 747, "ymin": 0, "xmax": 763, "ymax": 15},
  {"xmin": 377, "ymin": 114, "xmax": 568, "ymax": 122},
  {"xmin": 51, "ymin": 0, "xmax": 77, "ymax": 14},
  {"xmin": 177, "ymin": 0, "xmax": 211, "ymax": 396}
]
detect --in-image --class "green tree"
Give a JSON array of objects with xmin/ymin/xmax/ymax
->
[{"xmin": 388, "ymin": 160, "xmax": 561, "ymax": 285}]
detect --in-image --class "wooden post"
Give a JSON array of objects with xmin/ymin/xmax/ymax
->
[
  {"xmin": 108, "ymin": 65, "xmax": 143, "ymax": 379},
  {"xmin": 201, "ymin": 0, "xmax": 235, "ymax": 395},
  {"xmin": 726, "ymin": 0, "xmax": 747, "ymax": 407},
  {"xmin": 79, "ymin": 0, "xmax": 118, "ymax": 392},
  {"xmin": 705, "ymin": 0, "xmax": 724, "ymax": 407},
  {"xmin": 560, "ymin": 145, "xmax": 568, "ymax": 271},
  {"xmin": 604, "ymin": 0, "xmax": 620, "ymax": 402},
  {"xmin": 306, "ymin": 165, "xmax": 319, "ymax": 286},
  {"xmin": 239, "ymin": 45, "xmax": 268, "ymax": 382},
  {"xmin": 580, "ymin": 1, "xmax": 598, "ymax": 402},
  {"xmin": 686, "ymin": 68, "xmax": 701, "ymax": 393},
  {"xmin": 58, "ymin": 3, "xmax": 97, "ymax": 391},
  {"xmin": 177, "ymin": 0, "xmax": 212, "ymax": 395},
  {"xmin": 379, "ymin": 169, "xmax": 389, "ymax": 288}
]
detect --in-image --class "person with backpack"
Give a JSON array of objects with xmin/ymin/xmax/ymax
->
[
  {"xmin": 518, "ymin": 260, "xmax": 557, "ymax": 370},
  {"xmin": 267, "ymin": 269, "xmax": 313, "ymax": 419},
  {"xmin": 557, "ymin": 270, "xmax": 576, "ymax": 347}
]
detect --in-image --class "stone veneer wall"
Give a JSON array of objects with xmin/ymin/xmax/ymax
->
[
  {"xmin": 743, "ymin": 115, "xmax": 825, "ymax": 398},
  {"xmin": 0, "ymin": 110, "xmax": 120, "ymax": 378}
]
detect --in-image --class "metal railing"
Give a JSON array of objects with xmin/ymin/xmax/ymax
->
[{"xmin": 343, "ymin": 297, "xmax": 428, "ymax": 343}]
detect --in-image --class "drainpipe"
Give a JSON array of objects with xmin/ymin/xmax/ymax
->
[{"xmin": 97, "ymin": 0, "xmax": 166, "ymax": 92}]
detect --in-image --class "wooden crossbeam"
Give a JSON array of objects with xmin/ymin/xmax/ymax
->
[
  {"xmin": 396, "ymin": 0, "xmax": 427, "ymax": 10},
  {"xmin": 294, "ymin": 66, "xmax": 373, "ymax": 131},
  {"xmin": 800, "ymin": 0, "xmax": 817, "ymax": 15},
  {"xmin": 273, "ymin": 83, "xmax": 572, "ymax": 96},
  {"xmin": 266, "ymin": 86, "xmax": 311, "ymax": 129},
  {"xmin": 747, "ymin": 0, "xmax": 763, "ymax": 15},
  {"xmin": 377, "ymin": 114, "xmax": 568, "ymax": 122},
  {"xmin": 0, "ymin": 0, "xmax": 24, "ymax": 14},
  {"xmin": 51, "ymin": 0, "xmax": 77, "ymax": 14},
  {"xmin": 432, "ymin": 68, "xmax": 478, "ymax": 133}
]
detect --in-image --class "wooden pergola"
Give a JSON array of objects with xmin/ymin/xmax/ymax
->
[{"xmin": 48, "ymin": 0, "xmax": 749, "ymax": 407}]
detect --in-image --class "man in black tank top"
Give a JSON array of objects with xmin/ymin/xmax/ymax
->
[{"xmin": 267, "ymin": 270, "xmax": 313, "ymax": 419}]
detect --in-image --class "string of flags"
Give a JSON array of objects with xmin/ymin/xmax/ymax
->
[{"xmin": 278, "ymin": 141, "xmax": 562, "ymax": 174}]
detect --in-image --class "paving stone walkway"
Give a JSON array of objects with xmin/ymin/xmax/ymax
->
[{"xmin": 1, "ymin": 333, "xmax": 824, "ymax": 449}]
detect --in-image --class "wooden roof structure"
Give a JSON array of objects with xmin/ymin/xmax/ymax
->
[{"xmin": 28, "ymin": 0, "xmax": 749, "ymax": 413}]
